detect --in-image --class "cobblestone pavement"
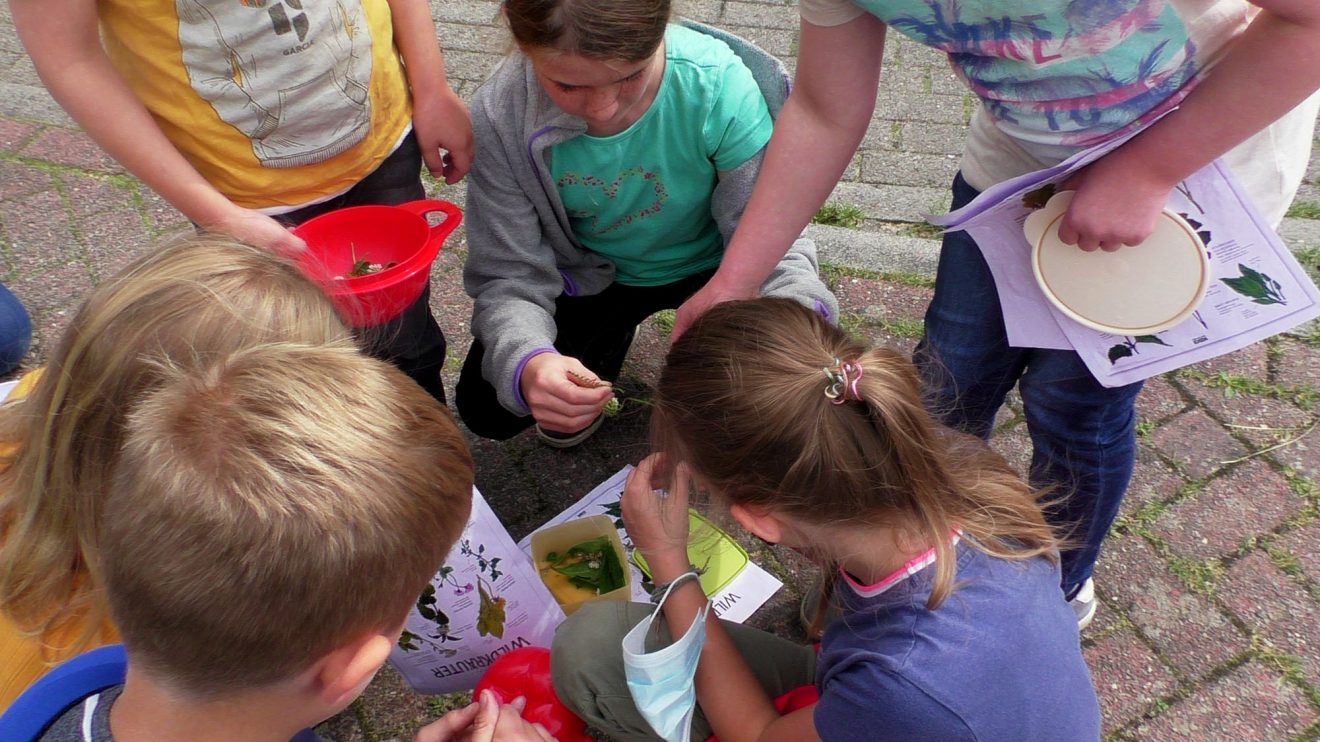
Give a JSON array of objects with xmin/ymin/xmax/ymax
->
[{"xmin": 3, "ymin": 1, "xmax": 1319, "ymax": 740}]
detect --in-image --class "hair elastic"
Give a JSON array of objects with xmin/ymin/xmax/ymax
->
[{"xmin": 823, "ymin": 358, "xmax": 864, "ymax": 405}]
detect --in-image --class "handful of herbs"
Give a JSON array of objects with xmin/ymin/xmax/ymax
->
[{"xmin": 543, "ymin": 537, "xmax": 626, "ymax": 595}]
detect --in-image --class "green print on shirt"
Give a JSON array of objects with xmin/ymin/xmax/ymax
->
[{"xmin": 557, "ymin": 166, "xmax": 669, "ymax": 236}]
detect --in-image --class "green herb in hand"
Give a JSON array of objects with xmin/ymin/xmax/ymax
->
[{"xmin": 545, "ymin": 536, "xmax": 626, "ymax": 594}]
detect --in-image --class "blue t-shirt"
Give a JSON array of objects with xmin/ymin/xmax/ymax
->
[
  {"xmin": 814, "ymin": 543, "xmax": 1101, "ymax": 741},
  {"xmin": 549, "ymin": 24, "xmax": 773, "ymax": 286}
]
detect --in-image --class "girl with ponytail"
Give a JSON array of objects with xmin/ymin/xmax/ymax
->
[{"xmin": 551, "ymin": 297, "xmax": 1100, "ymax": 741}]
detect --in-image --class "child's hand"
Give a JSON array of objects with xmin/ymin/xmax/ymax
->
[
  {"xmin": 1057, "ymin": 155, "xmax": 1175, "ymax": 252},
  {"xmin": 520, "ymin": 353, "xmax": 613, "ymax": 432},
  {"xmin": 622, "ymin": 454, "xmax": 693, "ymax": 577},
  {"xmin": 201, "ymin": 205, "xmax": 307, "ymax": 255},
  {"xmin": 414, "ymin": 690, "xmax": 554, "ymax": 742},
  {"xmin": 414, "ymin": 88, "xmax": 474, "ymax": 184}
]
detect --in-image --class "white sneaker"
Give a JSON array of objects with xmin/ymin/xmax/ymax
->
[
  {"xmin": 535, "ymin": 414, "xmax": 604, "ymax": 449},
  {"xmin": 1070, "ymin": 578, "xmax": 1097, "ymax": 631}
]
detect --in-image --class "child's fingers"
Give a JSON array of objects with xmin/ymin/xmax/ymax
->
[
  {"xmin": 411, "ymin": 701, "xmax": 481, "ymax": 742},
  {"xmin": 468, "ymin": 690, "xmax": 501, "ymax": 742}
]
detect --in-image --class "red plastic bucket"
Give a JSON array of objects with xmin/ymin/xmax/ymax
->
[{"xmin": 293, "ymin": 199, "xmax": 463, "ymax": 327}]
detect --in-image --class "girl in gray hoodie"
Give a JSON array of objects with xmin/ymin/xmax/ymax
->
[{"xmin": 455, "ymin": 0, "xmax": 838, "ymax": 446}]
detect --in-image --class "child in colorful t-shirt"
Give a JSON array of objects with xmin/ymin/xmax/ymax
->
[{"xmin": 672, "ymin": 0, "xmax": 1320, "ymax": 624}]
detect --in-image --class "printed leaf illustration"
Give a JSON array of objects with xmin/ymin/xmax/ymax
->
[
  {"xmin": 1021, "ymin": 183, "xmax": 1057, "ymax": 209},
  {"xmin": 1221, "ymin": 264, "xmax": 1287, "ymax": 306},
  {"xmin": 399, "ymin": 630, "xmax": 421, "ymax": 651},
  {"xmin": 601, "ymin": 500, "xmax": 626, "ymax": 532},
  {"xmin": 1108, "ymin": 344, "xmax": 1134, "ymax": 364},
  {"xmin": 417, "ymin": 584, "xmax": 439, "ymax": 621},
  {"xmin": 476, "ymin": 581, "xmax": 507, "ymax": 638},
  {"xmin": 1108, "ymin": 334, "xmax": 1173, "ymax": 364}
]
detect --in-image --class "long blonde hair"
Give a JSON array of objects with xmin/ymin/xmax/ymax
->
[
  {"xmin": 0, "ymin": 235, "xmax": 351, "ymax": 656},
  {"xmin": 654, "ymin": 298, "xmax": 1057, "ymax": 613}
]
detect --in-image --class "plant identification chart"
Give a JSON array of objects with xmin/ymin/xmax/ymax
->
[
  {"xmin": 389, "ymin": 488, "xmax": 565, "ymax": 694},
  {"xmin": 930, "ymin": 145, "xmax": 1320, "ymax": 388}
]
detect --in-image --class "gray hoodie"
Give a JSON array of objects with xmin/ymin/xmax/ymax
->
[{"xmin": 464, "ymin": 20, "xmax": 839, "ymax": 415}]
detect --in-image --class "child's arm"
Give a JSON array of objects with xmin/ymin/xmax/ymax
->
[
  {"xmin": 385, "ymin": 0, "xmax": 474, "ymax": 184},
  {"xmin": 1059, "ymin": 0, "xmax": 1320, "ymax": 251},
  {"xmin": 673, "ymin": 15, "xmax": 887, "ymax": 338},
  {"xmin": 623, "ymin": 457, "xmax": 822, "ymax": 742},
  {"xmin": 8, "ymin": 0, "xmax": 304, "ymax": 253}
]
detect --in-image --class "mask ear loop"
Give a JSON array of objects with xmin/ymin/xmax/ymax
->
[{"xmin": 646, "ymin": 570, "xmax": 704, "ymax": 642}]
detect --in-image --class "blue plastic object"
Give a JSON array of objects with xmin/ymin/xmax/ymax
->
[
  {"xmin": 0, "ymin": 644, "xmax": 127, "ymax": 742},
  {"xmin": 0, "ymin": 645, "xmax": 322, "ymax": 741}
]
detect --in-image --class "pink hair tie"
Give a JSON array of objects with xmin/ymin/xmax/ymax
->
[{"xmin": 823, "ymin": 358, "xmax": 864, "ymax": 405}]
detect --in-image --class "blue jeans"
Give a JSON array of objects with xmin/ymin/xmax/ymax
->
[
  {"xmin": 914, "ymin": 173, "xmax": 1143, "ymax": 597},
  {"xmin": 0, "ymin": 282, "xmax": 31, "ymax": 376}
]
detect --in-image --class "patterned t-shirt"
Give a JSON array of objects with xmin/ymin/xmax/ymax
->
[
  {"xmin": 548, "ymin": 24, "xmax": 773, "ymax": 286},
  {"xmin": 799, "ymin": 0, "xmax": 1266, "ymax": 188}
]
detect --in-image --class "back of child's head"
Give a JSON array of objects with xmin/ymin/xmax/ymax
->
[
  {"xmin": 504, "ymin": 0, "xmax": 670, "ymax": 61},
  {"xmin": 655, "ymin": 298, "xmax": 1057, "ymax": 606},
  {"xmin": 101, "ymin": 341, "xmax": 473, "ymax": 698},
  {"xmin": 0, "ymin": 234, "xmax": 350, "ymax": 651}
]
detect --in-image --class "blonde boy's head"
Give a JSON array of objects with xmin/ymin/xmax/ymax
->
[{"xmin": 101, "ymin": 341, "xmax": 473, "ymax": 698}]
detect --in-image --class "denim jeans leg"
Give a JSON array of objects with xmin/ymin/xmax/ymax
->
[
  {"xmin": 1020, "ymin": 352, "xmax": 1143, "ymax": 595},
  {"xmin": 0, "ymin": 282, "xmax": 31, "ymax": 376},
  {"xmin": 915, "ymin": 174, "xmax": 1027, "ymax": 438}
]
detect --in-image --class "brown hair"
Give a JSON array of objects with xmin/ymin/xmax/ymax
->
[
  {"xmin": 503, "ymin": 0, "xmax": 670, "ymax": 62},
  {"xmin": 102, "ymin": 342, "xmax": 473, "ymax": 696},
  {"xmin": 0, "ymin": 235, "xmax": 351, "ymax": 658},
  {"xmin": 654, "ymin": 298, "xmax": 1057, "ymax": 615}
]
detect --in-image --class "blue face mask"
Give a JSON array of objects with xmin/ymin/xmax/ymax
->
[{"xmin": 621, "ymin": 574, "xmax": 710, "ymax": 742}]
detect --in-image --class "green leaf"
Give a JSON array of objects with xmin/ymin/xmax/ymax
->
[
  {"xmin": 1021, "ymin": 183, "xmax": 1057, "ymax": 210},
  {"xmin": 476, "ymin": 582, "xmax": 507, "ymax": 638},
  {"xmin": 1108, "ymin": 344, "xmax": 1134, "ymax": 364}
]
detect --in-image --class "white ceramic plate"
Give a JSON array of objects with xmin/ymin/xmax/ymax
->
[{"xmin": 1024, "ymin": 191, "xmax": 1209, "ymax": 335}]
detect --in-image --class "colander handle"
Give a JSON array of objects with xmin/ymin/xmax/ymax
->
[{"xmin": 397, "ymin": 199, "xmax": 464, "ymax": 247}]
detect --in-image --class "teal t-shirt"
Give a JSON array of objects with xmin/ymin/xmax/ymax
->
[{"xmin": 549, "ymin": 24, "xmax": 773, "ymax": 286}]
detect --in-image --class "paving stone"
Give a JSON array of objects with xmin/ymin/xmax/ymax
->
[
  {"xmin": 1095, "ymin": 534, "xmax": 1247, "ymax": 680},
  {"xmin": 1274, "ymin": 338, "xmax": 1319, "ymax": 403},
  {"xmin": 833, "ymin": 276, "xmax": 933, "ymax": 325},
  {"xmin": 0, "ymin": 81, "xmax": 73, "ymax": 127},
  {"xmin": 1183, "ymin": 384, "xmax": 1313, "ymax": 452},
  {"xmin": 2, "ymin": 189, "xmax": 80, "ymax": 277},
  {"xmin": 77, "ymin": 208, "xmax": 157, "ymax": 283},
  {"xmin": 860, "ymin": 149, "xmax": 960, "ymax": 189},
  {"xmin": 988, "ymin": 422, "xmax": 1032, "ymax": 480},
  {"xmin": 429, "ymin": 0, "xmax": 500, "ymax": 26},
  {"xmin": 1136, "ymin": 377, "xmax": 1186, "ymax": 423},
  {"xmin": 1132, "ymin": 662, "xmax": 1317, "ymax": 741},
  {"xmin": 1277, "ymin": 522, "xmax": 1320, "ymax": 583},
  {"xmin": 1084, "ymin": 627, "xmax": 1178, "ymax": 734},
  {"xmin": 723, "ymin": 1, "xmax": 800, "ymax": 29},
  {"xmin": 21, "ymin": 126, "xmax": 120, "ymax": 173},
  {"xmin": 56, "ymin": 172, "xmax": 137, "ymax": 220},
  {"xmin": 0, "ymin": 116, "xmax": 35, "ymax": 150},
  {"xmin": 1124, "ymin": 447, "xmax": 1185, "ymax": 512},
  {"xmin": 718, "ymin": 24, "xmax": 797, "ymax": 58},
  {"xmin": 436, "ymin": 22, "xmax": 509, "ymax": 54},
  {"xmin": 1219, "ymin": 551, "xmax": 1320, "ymax": 686},
  {"xmin": 1190, "ymin": 342, "xmax": 1271, "ymax": 379},
  {"xmin": 0, "ymin": 159, "xmax": 50, "ymax": 201},
  {"xmin": 1148, "ymin": 408, "xmax": 1249, "ymax": 480},
  {"xmin": 1151, "ymin": 460, "xmax": 1305, "ymax": 562}
]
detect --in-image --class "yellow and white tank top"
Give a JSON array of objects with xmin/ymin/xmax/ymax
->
[{"xmin": 98, "ymin": 0, "xmax": 412, "ymax": 210}]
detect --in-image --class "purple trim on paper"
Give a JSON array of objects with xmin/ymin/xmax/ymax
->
[{"xmin": 513, "ymin": 347, "xmax": 558, "ymax": 411}]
